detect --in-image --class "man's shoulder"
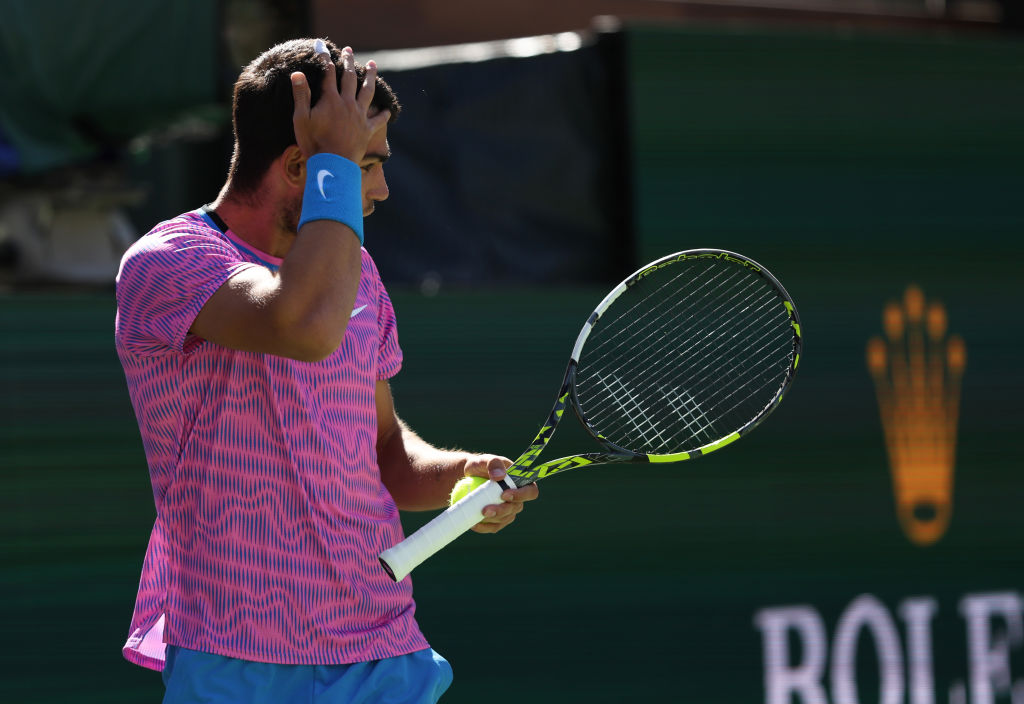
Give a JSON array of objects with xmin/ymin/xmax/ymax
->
[
  {"xmin": 126, "ymin": 210, "xmax": 223, "ymax": 257},
  {"xmin": 118, "ymin": 210, "xmax": 237, "ymax": 281}
]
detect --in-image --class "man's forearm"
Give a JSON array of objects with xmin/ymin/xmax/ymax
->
[
  {"xmin": 377, "ymin": 418, "xmax": 470, "ymax": 511},
  {"xmin": 273, "ymin": 224, "xmax": 362, "ymax": 359}
]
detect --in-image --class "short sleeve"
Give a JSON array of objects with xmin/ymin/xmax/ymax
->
[
  {"xmin": 369, "ymin": 257, "xmax": 402, "ymax": 380},
  {"xmin": 115, "ymin": 226, "xmax": 257, "ymax": 357}
]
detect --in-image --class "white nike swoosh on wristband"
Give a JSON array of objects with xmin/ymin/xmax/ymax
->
[
  {"xmin": 317, "ymin": 169, "xmax": 334, "ymax": 199},
  {"xmin": 350, "ymin": 305, "xmax": 367, "ymax": 319}
]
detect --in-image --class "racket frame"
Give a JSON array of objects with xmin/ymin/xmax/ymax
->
[{"xmin": 506, "ymin": 248, "xmax": 802, "ymax": 485}]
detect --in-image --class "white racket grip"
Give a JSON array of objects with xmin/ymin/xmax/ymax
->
[{"xmin": 379, "ymin": 478, "xmax": 514, "ymax": 581}]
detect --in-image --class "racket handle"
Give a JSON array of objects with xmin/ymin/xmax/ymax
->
[{"xmin": 379, "ymin": 477, "xmax": 515, "ymax": 582}]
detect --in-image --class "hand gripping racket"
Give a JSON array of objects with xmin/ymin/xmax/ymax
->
[{"xmin": 379, "ymin": 249, "xmax": 802, "ymax": 581}]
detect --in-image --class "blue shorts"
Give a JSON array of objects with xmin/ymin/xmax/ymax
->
[{"xmin": 161, "ymin": 645, "xmax": 453, "ymax": 704}]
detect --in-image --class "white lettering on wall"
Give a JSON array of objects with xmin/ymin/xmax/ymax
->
[
  {"xmin": 961, "ymin": 592, "xmax": 1024, "ymax": 704},
  {"xmin": 755, "ymin": 591, "xmax": 1022, "ymax": 704},
  {"xmin": 754, "ymin": 605, "xmax": 829, "ymax": 704},
  {"xmin": 831, "ymin": 594, "xmax": 904, "ymax": 704},
  {"xmin": 900, "ymin": 597, "xmax": 939, "ymax": 704}
]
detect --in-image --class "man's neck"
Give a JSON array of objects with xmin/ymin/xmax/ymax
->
[{"xmin": 209, "ymin": 183, "xmax": 296, "ymax": 259}]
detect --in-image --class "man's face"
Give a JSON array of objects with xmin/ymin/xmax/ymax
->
[
  {"xmin": 283, "ymin": 110, "xmax": 390, "ymax": 235},
  {"xmin": 360, "ymin": 111, "xmax": 390, "ymax": 217}
]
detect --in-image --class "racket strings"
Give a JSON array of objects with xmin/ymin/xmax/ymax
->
[
  {"xmin": 649, "ymin": 327, "xmax": 793, "ymax": 440},
  {"xmin": 587, "ymin": 320, "xmax": 791, "ymax": 452},
  {"xmin": 584, "ymin": 263, "xmax": 776, "ymax": 393},
  {"xmin": 592, "ymin": 371, "xmax": 673, "ymax": 449},
  {"xmin": 585, "ymin": 259, "xmax": 727, "ymax": 345},
  {"xmin": 660, "ymin": 385, "xmax": 719, "ymax": 445},
  {"xmin": 582, "ymin": 274, "xmax": 758, "ymax": 406},
  {"xmin": 634, "ymin": 304, "xmax": 793, "ymax": 442},
  {"xmin": 575, "ymin": 259, "xmax": 796, "ymax": 455},
  {"xmin": 619, "ymin": 283, "xmax": 783, "ymax": 391},
  {"xmin": 586, "ymin": 267, "xmax": 764, "ymax": 381},
  {"xmin": 656, "ymin": 297, "xmax": 792, "ymax": 401},
  {"xmin": 593, "ymin": 312, "xmax": 790, "ymax": 436},
  {"xmin": 698, "ymin": 353, "xmax": 793, "ymax": 428},
  {"xmin": 585, "ymin": 265, "xmax": 740, "ymax": 364}
]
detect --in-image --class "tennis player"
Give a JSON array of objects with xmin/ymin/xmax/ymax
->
[{"xmin": 114, "ymin": 38, "xmax": 538, "ymax": 703}]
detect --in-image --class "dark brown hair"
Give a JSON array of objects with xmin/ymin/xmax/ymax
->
[{"xmin": 228, "ymin": 38, "xmax": 401, "ymax": 195}]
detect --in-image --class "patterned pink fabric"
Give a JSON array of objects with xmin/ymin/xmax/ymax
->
[{"xmin": 115, "ymin": 210, "xmax": 428, "ymax": 670}]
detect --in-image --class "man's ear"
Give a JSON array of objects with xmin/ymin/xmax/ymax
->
[{"xmin": 280, "ymin": 145, "xmax": 306, "ymax": 189}]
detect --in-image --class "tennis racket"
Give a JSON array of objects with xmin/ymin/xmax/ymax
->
[{"xmin": 379, "ymin": 249, "xmax": 802, "ymax": 581}]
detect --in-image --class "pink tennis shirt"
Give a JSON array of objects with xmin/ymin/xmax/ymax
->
[{"xmin": 115, "ymin": 209, "xmax": 428, "ymax": 670}]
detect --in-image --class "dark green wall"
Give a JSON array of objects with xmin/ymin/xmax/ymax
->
[{"xmin": 622, "ymin": 24, "xmax": 1024, "ymax": 704}]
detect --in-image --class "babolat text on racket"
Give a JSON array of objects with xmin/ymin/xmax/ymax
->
[{"xmin": 379, "ymin": 249, "xmax": 802, "ymax": 581}]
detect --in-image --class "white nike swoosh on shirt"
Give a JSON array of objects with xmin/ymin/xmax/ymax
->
[
  {"xmin": 317, "ymin": 169, "xmax": 334, "ymax": 199},
  {"xmin": 350, "ymin": 305, "xmax": 367, "ymax": 319}
]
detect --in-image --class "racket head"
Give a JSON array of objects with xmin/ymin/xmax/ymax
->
[{"xmin": 568, "ymin": 249, "xmax": 801, "ymax": 462}]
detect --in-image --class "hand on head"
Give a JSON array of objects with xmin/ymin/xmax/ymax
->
[{"xmin": 290, "ymin": 45, "xmax": 390, "ymax": 164}]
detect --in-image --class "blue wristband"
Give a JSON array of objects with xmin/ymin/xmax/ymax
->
[{"xmin": 298, "ymin": 153, "xmax": 364, "ymax": 244}]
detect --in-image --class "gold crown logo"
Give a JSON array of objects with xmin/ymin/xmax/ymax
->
[{"xmin": 866, "ymin": 285, "xmax": 966, "ymax": 546}]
